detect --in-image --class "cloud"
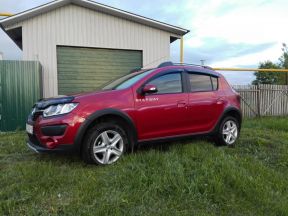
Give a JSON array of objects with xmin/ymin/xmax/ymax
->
[
  {"xmin": 169, "ymin": 0, "xmax": 288, "ymax": 84},
  {"xmin": 171, "ymin": 38, "xmax": 276, "ymax": 65},
  {"xmin": 1, "ymin": 0, "xmax": 287, "ymax": 84},
  {"xmin": 187, "ymin": 38, "xmax": 275, "ymax": 63},
  {"xmin": 179, "ymin": 0, "xmax": 287, "ymax": 61},
  {"xmin": 0, "ymin": 0, "xmax": 51, "ymax": 13},
  {"xmin": 171, "ymin": 38, "xmax": 279, "ymax": 84},
  {"xmin": 0, "ymin": 0, "xmax": 51, "ymax": 59}
]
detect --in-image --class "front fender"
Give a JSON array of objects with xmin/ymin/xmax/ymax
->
[{"xmin": 74, "ymin": 108, "xmax": 138, "ymax": 152}]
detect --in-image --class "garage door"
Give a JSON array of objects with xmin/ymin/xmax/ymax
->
[{"xmin": 57, "ymin": 46, "xmax": 143, "ymax": 95}]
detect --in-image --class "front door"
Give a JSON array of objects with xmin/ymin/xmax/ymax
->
[{"xmin": 134, "ymin": 72, "xmax": 189, "ymax": 140}]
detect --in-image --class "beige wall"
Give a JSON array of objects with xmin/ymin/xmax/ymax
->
[{"xmin": 7, "ymin": 4, "xmax": 173, "ymax": 97}]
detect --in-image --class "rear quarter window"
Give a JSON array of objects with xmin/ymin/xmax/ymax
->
[{"xmin": 211, "ymin": 76, "xmax": 218, "ymax": 90}]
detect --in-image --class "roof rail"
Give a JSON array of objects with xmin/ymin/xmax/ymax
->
[
  {"xmin": 174, "ymin": 62, "xmax": 213, "ymax": 70},
  {"xmin": 157, "ymin": 61, "xmax": 213, "ymax": 70},
  {"xmin": 157, "ymin": 61, "xmax": 174, "ymax": 68}
]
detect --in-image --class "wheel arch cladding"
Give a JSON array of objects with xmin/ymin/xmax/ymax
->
[
  {"xmin": 74, "ymin": 108, "xmax": 138, "ymax": 152},
  {"xmin": 213, "ymin": 107, "xmax": 242, "ymax": 134},
  {"xmin": 223, "ymin": 107, "xmax": 242, "ymax": 127}
]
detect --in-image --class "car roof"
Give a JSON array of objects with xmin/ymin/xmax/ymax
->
[{"xmin": 132, "ymin": 62, "xmax": 221, "ymax": 77}]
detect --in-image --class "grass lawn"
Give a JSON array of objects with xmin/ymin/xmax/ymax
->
[{"xmin": 1, "ymin": 117, "xmax": 288, "ymax": 215}]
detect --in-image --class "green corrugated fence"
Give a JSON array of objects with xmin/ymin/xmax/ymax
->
[{"xmin": 0, "ymin": 60, "xmax": 42, "ymax": 131}]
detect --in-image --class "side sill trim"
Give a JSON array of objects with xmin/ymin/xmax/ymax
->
[{"xmin": 138, "ymin": 130, "xmax": 211, "ymax": 143}]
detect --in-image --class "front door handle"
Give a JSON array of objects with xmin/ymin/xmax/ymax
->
[{"xmin": 177, "ymin": 100, "xmax": 187, "ymax": 108}]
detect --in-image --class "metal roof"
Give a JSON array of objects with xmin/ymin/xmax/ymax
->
[{"xmin": 0, "ymin": 0, "xmax": 189, "ymax": 36}]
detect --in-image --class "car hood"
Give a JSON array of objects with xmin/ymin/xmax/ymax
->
[
  {"xmin": 70, "ymin": 89, "xmax": 106, "ymax": 98},
  {"xmin": 34, "ymin": 96, "xmax": 75, "ymax": 109},
  {"xmin": 35, "ymin": 89, "xmax": 120, "ymax": 109}
]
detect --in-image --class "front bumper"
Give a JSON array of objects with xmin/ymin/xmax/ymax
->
[
  {"xmin": 27, "ymin": 132, "xmax": 76, "ymax": 153},
  {"xmin": 26, "ymin": 111, "xmax": 84, "ymax": 152},
  {"xmin": 27, "ymin": 139, "xmax": 75, "ymax": 153}
]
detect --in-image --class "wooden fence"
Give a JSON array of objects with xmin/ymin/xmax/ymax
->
[{"xmin": 232, "ymin": 84, "xmax": 288, "ymax": 118}]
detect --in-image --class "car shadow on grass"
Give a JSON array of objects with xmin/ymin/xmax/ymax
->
[
  {"xmin": 27, "ymin": 136, "xmax": 215, "ymax": 165},
  {"xmin": 135, "ymin": 135, "xmax": 214, "ymax": 153},
  {"xmin": 33, "ymin": 151, "xmax": 82, "ymax": 164}
]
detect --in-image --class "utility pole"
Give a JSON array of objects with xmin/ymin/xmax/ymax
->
[
  {"xmin": 180, "ymin": 37, "xmax": 184, "ymax": 63},
  {"xmin": 200, "ymin": 60, "xmax": 206, "ymax": 66}
]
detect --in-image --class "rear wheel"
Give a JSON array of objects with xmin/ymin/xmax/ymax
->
[
  {"xmin": 214, "ymin": 116, "xmax": 239, "ymax": 146},
  {"xmin": 82, "ymin": 122, "xmax": 128, "ymax": 165}
]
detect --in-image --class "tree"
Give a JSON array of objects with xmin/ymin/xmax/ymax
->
[
  {"xmin": 279, "ymin": 43, "xmax": 288, "ymax": 85},
  {"xmin": 252, "ymin": 61, "xmax": 281, "ymax": 85},
  {"xmin": 252, "ymin": 43, "xmax": 288, "ymax": 85}
]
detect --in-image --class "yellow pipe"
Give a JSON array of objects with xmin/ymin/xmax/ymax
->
[
  {"xmin": 0, "ymin": 13, "xmax": 13, "ymax": 17},
  {"xmin": 212, "ymin": 68, "xmax": 288, "ymax": 73},
  {"xmin": 180, "ymin": 36, "xmax": 184, "ymax": 63}
]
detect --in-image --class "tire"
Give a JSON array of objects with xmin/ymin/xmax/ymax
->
[
  {"xmin": 214, "ymin": 116, "xmax": 240, "ymax": 147},
  {"xmin": 81, "ymin": 122, "xmax": 128, "ymax": 165}
]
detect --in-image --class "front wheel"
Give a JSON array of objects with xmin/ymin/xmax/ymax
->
[
  {"xmin": 82, "ymin": 122, "xmax": 128, "ymax": 165},
  {"xmin": 214, "ymin": 116, "xmax": 240, "ymax": 146}
]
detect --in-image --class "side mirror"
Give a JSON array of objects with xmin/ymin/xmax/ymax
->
[{"xmin": 142, "ymin": 84, "xmax": 158, "ymax": 94}]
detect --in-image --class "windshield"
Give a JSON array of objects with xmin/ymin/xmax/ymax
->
[{"xmin": 102, "ymin": 69, "xmax": 155, "ymax": 90}]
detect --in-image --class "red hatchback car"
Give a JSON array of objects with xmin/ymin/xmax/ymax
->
[{"xmin": 26, "ymin": 62, "xmax": 242, "ymax": 165}]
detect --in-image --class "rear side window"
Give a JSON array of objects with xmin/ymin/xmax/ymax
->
[
  {"xmin": 147, "ymin": 73, "xmax": 182, "ymax": 94},
  {"xmin": 189, "ymin": 73, "xmax": 218, "ymax": 92}
]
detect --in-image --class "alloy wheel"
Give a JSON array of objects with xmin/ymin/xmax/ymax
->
[
  {"xmin": 222, "ymin": 120, "xmax": 238, "ymax": 145},
  {"xmin": 92, "ymin": 130, "xmax": 124, "ymax": 164}
]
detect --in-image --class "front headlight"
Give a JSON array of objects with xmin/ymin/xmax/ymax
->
[{"xmin": 43, "ymin": 103, "xmax": 78, "ymax": 117}]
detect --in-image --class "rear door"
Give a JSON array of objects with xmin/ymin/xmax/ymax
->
[
  {"xmin": 186, "ymin": 72, "xmax": 223, "ymax": 133},
  {"xmin": 135, "ymin": 71, "xmax": 189, "ymax": 140}
]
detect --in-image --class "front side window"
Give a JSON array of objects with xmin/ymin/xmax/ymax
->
[
  {"xmin": 102, "ymin": 69, "xmax": 155, "ymax": 90},
  {"xmin": 147, "ymin": 73, "xmax": 182, "ymax": 94},
  {"xmin": 189, "ymin": 73, "xmax": 214, "ymax": 92}
]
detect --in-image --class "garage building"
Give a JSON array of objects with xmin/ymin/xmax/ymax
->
[{"xmin": 0, "ymin": 0, "xmax": 189, "ymax": 97}]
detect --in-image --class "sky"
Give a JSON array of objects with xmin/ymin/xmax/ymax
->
[{"xmin": 0, "ymin": 0, "xmax": 287, "ymax": 84}]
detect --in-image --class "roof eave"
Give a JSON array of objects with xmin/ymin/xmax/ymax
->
[
  {"xmin": 0, "ymin": 0, "xmax": 69, "ymax": 27},
  {"xmin": 0, "ymin": 0, "xmax": 189, "ymax": 36}
]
